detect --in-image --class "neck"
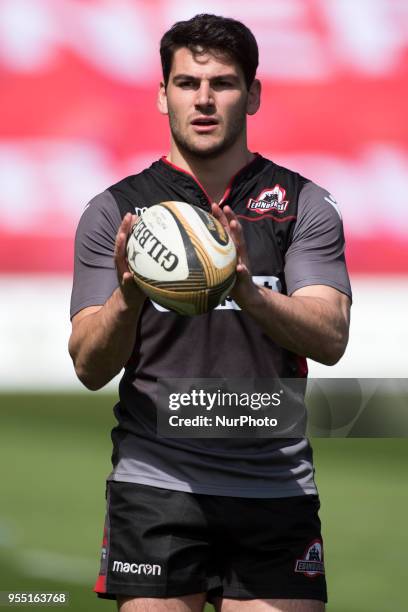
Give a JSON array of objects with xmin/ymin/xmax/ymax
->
[{"xmin": 167, "ymin": 139, "xmax": 254, "ymax": 204}]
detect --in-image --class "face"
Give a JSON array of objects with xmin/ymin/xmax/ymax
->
[{"xmin": 158, "ymin": 47, "xmax": 260, "ymax": 159}]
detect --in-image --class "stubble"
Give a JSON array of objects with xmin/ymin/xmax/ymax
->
[{"xmin": 167, "ymin": 101, "xmax": 248, "ymax": 160}]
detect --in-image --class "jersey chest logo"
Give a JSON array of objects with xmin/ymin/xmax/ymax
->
[{"xmin": 247, "ymin": 185, "xmax": 289, "ymax": 214}]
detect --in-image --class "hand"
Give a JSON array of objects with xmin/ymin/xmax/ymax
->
[
  {"xmin": 211, "ymin": 203, "xmax": 259, "ymax": 307},
  {"xmin": 114, "ymin": 213, "xmax": 145, "ymax": 309}
]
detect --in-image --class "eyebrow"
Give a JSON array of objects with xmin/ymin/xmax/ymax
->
[{"xmin": 172, "ymin": 73, "xmax": 240, "ymax": 83}]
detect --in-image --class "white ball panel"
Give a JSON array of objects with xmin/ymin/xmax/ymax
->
[
  {"xmin": 127, "ymin": 206, "xmax": 189, "ymax": 282},
  {"xmin": 172, "ymin": 202, "xmax": 236, "ymax": 269}
]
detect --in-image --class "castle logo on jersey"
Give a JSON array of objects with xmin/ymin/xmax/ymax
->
[
  {"xmin": 294, "ymin": 539, "xmax": 325, "ymax": 578},
  {"xmin": 247, "ymin": 185, "xmax": 289, "ymax": 214}
]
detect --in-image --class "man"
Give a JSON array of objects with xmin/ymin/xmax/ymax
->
[{"xmin": 69, "ymin": 13, "xmax": 351, "ymax": 612}]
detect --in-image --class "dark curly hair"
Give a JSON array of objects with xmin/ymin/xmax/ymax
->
[{"xmin": 160, "ymin": 14, "xmax": 259, "ymax": 90}]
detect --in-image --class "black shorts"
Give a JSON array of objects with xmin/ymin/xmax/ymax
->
[{"xmin": 94, "ymin": 482, "xmax": 327, "ymax": 603}]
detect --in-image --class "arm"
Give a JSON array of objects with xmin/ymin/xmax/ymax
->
[
  {"xmin": 212, "ymin": 203, "xmax": 351, "ymax": 366},
  {"xmin": 232, "ymin": 279, "xmax": 350, "ymax": 366},
  {"xmin": 68, "ymin": 213, "xmax": 145, "ymax": 390}
]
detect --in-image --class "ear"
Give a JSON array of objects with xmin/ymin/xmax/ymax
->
[
  {"xmin": 157, "ymin": 81, "xmax": 168, "ymax": 115},
  {"xmin": 247, "ymin": 79, "xmax": 261, "ymax": 116}
]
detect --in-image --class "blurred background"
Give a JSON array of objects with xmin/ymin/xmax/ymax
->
[{"xmin": 0, "ymin": 0, "xmax": 407, "ymax": 610}]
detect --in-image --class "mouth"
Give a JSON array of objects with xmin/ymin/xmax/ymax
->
[{"xmin": 191, "ymin": 117, "xmax": 219, "ymax": 133}]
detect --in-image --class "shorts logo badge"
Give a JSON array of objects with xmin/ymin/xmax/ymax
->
[
  {"xmin": 112, "ymin": 560, "xmax": 162, "ymax": 576},
  {"xmin": 247, "ymin": 185, "xmax": 289, "ymax": 214},
  {"xmin": 294, "ymin": 539, "xmax": 325, "ymax": 578}
]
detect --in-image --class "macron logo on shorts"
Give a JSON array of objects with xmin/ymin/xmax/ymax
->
[{"xmin": 112, "ymin": 560, "xmax": 162, "ymax": 576}]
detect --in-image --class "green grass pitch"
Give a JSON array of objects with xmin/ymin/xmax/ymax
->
[{"xmin": 0, "ymin": 393, "xmax": 406, "ymax": 611}]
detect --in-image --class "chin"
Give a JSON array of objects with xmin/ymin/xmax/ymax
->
[
  {"xmin": 190, "ymin": 146, "xmax": 224, "ymax": 159},
  {"xmin": 184, "ymin": 139, "xmax": 230, "ymax": 159}
]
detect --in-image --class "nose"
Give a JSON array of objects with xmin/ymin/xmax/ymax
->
[{"xmin": 195, "ymin": 81, "xmax": 214, "ymax": 109}]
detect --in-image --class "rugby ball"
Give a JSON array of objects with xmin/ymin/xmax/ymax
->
[{"xmin": 126, "ymin": 201, "xmax": 237, "ymax": 315}]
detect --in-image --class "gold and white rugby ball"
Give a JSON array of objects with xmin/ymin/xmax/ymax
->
[{"xmin": 126, "ymin": 201, "xmax": 237, "ymax": 315}]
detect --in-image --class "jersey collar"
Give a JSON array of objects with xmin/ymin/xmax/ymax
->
[{"xmin": 157, "ymin": 153, "xmax": 267, "ymax": 209}]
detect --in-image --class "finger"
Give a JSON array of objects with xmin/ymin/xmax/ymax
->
[
  {"xmin": 115, "ymin": 213, "xmax": 133, "ymax": 277},
  {"xmin": 115, "ymin": 213, "xmax": 132, "ymax": 247},
  {"xmin": 229, "ymin": 220, "xmax": 251, "ymax": 277},
  {"xmin": 236, "ymin": 261, "xmax": 250, "ymax": 275},
  {"xmin": 223, "ymin": 206, "xmax": 243, "ymax": 245},
  {"xmin": 229, "ymin": 218, "xmax": 244, "ymax": 246},
  {"xmin": 230, "ymin": 217, "xmax": 247, "ymax": 255},
  {"xmin": 122, "ymin": 271, "xmax": 145, "ymax": 301},
  {"xmin": 114, "ymin": 224, "xmax": 128, "ymax": 267},
  {"xmin": 122, "ymin": 271, "xmax": 134, "ymax": 282},
  {"xmin": 211, "ymin": 203, "xmax": 230, "ymax": 234},
  {"xmin": 211, "ymin": 202, "xmax": 222, "ymax": 219},
  {"xmin": 222, "ymin": 205, "xmax": 238, "ymax": 224}
]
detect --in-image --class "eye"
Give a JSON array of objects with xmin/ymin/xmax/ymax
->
[
  {"xmin": 178, "ymin": 80, "xmax": 198, "ymax": 89},
  {"xmin": 211, "ymin": 80, "xmax": 235, "ymax": 90}
]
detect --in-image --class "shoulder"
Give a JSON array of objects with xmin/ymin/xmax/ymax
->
[
  {"xmin": 77, "ymin": 189, "xmax": 122, "ymax": 236},
  {"xmin": 284, "ymin": 179, "xmax": 351, "ymax": 298},
  {"xmin": 256, "ymin": 157, "xmax": 341, "ymax": 222},
  {"xmin": 257, "ymin": 156, "xmax": 306, "ymax": 187},
  {"xmin": 291, "ymin": 180, "xmax": 344, "ymax": 242},
  {"xmin": 298, "ymin": 181, "xmax": 342, "ymax": 220},
  {"xmin": 108, "ymin": 161, "xmax": 164, "ymax": 215},
  {"xmin": 109, "ymin": 160, "xmax": 162, "ymax": 192},
  {"xmin": 77, "ymin": 158, "xmax": 161, "ymax": 226},
  {"xmin": 255, "ymin": 157, "xmax": 310, "ymax": 217}
]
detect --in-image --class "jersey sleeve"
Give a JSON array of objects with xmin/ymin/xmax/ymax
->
[
  {"xmin": 70, "ymin": 190, "xmax": 122, "ymax": 319},
  {"xmin": 284, "ymin": 181, "xmax": 352, "ymax": 299}
]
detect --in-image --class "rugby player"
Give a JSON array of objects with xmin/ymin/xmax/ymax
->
[{"xmin": 69, "ymin": 13, "xmax": 351, "ymax": 612}]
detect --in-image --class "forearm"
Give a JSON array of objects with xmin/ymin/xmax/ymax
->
[
  {"xmin": 211, "ymin": 203, "xmax": 350, "ymax": 366},
  {"xmin": 69, "ymin": 287, "xmax": 144, "ymax": 390},
  {"xmin": 239, "ymin": 285, "xmax": 349, "ymax": 365}
]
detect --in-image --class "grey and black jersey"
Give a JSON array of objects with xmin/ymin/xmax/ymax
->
[{"xmin": 71, "ymin": 154, "xmax": 351, "ymax": 498}]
